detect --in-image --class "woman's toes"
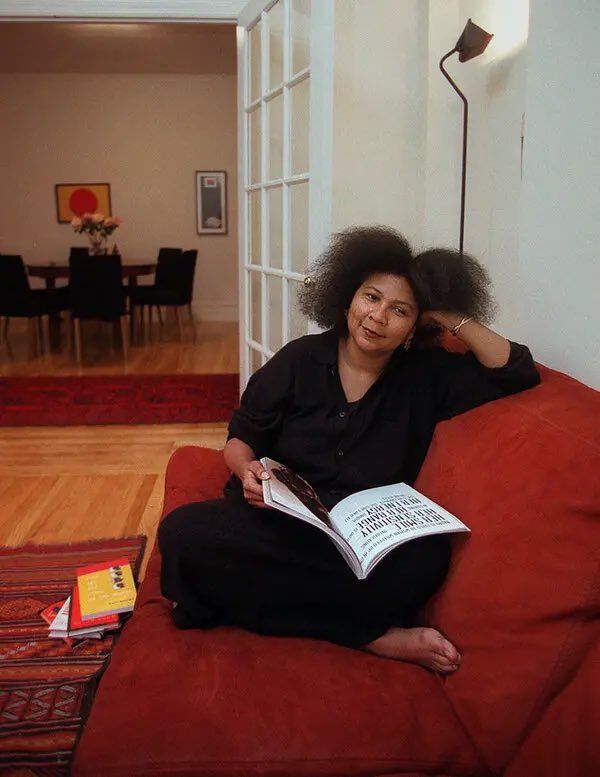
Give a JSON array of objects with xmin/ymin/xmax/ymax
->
[
  {"xmin": 432, "ymin": 659, "xmax": 458, "ymax": 674},
  {"xmin": 433, "ymin": 654, "xmax": 461, "ymax": 672},
  {"xmin": 437, "ymin": 637, "xmax": 460, "ymax": 663}
]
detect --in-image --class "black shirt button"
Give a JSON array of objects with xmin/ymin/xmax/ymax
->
[
  {"xmin": 329, "ymin": 367, "xmax": 335, "ymax": 376},
  {"xmin": 338, "ymin": 410, "xmax": 346, "ymax": 419},
  {"xmin": 336, "ymin": 449, "xmax": 344, "ymax": 457}
]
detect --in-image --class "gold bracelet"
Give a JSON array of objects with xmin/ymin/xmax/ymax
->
[{"xmin": 451, "ymin": 315, "xmax": 473, "ymax": 336}]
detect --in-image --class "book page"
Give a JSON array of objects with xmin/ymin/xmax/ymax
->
[
  {"xmin": 49, "ymin": 597, "xmax": 71, "ymax": 632},
  {"xmin": 330, "ymin": 483, "xmax": 470, "ymax": 576},
  {"xmin": 260, "ymin": 458, "xmax": 361, "ymax": 574},
  {"xmin": 261, "ymin": 457, "xmax": 335, "ymax": 530}
]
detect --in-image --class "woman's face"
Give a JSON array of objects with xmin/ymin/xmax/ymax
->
[{"xmin": 346, "ymin": 272, "xmax": 419, "ymax": 354}]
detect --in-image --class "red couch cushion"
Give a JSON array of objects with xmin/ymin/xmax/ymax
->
[
  {"xmin": 74, "ymin": 604, "xmax": 483, "ymax": 776},
  {"xmin": 503, "ymin": 636, "xmax": 600, "ymax": 777},
  {"xmin": 74, "ymin": 448, "xmax": 484, "ymax": 777},
  {"xmin": 417, "ymin": 363, "xmax": 600, "ymax": 772}
]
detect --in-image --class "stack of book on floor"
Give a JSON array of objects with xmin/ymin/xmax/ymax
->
[{"xmin": 40, "ymin": 556, "xmax": 137, "ymax": 646}]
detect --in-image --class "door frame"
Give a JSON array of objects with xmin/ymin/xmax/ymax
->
[{"xmin": 0, "ymin": 1, "xmax": 241, "ymax": 22}]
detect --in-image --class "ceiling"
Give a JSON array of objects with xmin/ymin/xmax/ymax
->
[{"xmin": 0, "ymin": 22, "xmax": 237, "ymax": 74}]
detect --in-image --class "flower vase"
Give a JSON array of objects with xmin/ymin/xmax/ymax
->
[{"xmin": 88, "ymin": 236, "xmax": 108, "ymax": 256}]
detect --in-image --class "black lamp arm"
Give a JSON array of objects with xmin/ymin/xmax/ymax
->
[
  {"xmin": 439, "ymin": 48, "xmax": 467, "ymax": 106},
  {"xmin": 439, "ymin": 47, "xmax": 468, "ymax": 255}
]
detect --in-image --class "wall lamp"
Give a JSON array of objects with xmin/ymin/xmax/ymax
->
[{"xmin": 439, "ymin": 18, "xmax": 493, "ymax": 254}]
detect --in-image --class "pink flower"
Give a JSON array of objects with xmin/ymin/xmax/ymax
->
[
  {"xmin": 103, "ymin": 216, "xmax": 122, "ymax": 233},
  {"xmin": 91, "ymin": 213, "xmax": 104, "ymax": 223},
  {"xmin": 71, "ymin": 217, "xmax": 82, "ymax": 229}
]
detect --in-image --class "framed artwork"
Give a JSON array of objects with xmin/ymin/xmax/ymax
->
[
  {"xmin": 196, "ymin": 171, "xmax": 227, "ymax": 235},
  {"xmin": 55, "ymin": 183, "xmax": 112, "ymax": 223}
]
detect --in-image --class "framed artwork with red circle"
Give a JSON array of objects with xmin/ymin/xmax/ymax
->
[{"xmin": 55, "ymin": 183, "xmax": 112, "ymax": 223}]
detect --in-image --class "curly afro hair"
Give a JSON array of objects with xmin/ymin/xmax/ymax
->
[{"xmin": 297, "ymin": 225, "xmax": 498, "ymax": 347}]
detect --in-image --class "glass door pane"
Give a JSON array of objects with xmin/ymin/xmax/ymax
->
[
  {"xmin": 267, "ymin": 275, "xmax": 283, "ymax": 352},
  {"xmin": 249, "ymin": 22, "xmax": 262, "ymax": 101},
  {"xmin": 249, "ymin": 108, "xmax": 262, "ymax": 184},
  {"xmin": 290, "ymin": 77, "xmax": 310, "ymax": 175},
  {"xmin": 250, "ymin": 270, "xmax": 262, "ymax": 343},
  {"xmin": 289, "ymin": 280, "xmax": 309, "ymax": 339},
  {"xmin": 268, "ymin": 187, "xmax": 283, "ymax": 269},
  {"xmin": 249, "ymin": 189, "xmax": 261, "ymax": 265},
  {"xmin": 269, "ymin": 93, "xmax": 284, "ymax": 181},
  {"xmin": 291, "ymin": 0, "xmax": 311, "ymax": 74},
  {"xmin": 268, "ymin": 2, "xmax": 284, "ymax": 90},
  {"xmin": 290, "ymin": 181, "xmax": 309, "ymax": 273}
]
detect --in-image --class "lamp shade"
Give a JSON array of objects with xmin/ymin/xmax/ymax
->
[{"xmin": 455, "ymin": 18, "xmax": 493, "ymax": 62}]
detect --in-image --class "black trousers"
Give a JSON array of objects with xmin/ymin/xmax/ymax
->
[{"xmin": 158, "ymin": 494, "xmax": 451, "ymax": 649}]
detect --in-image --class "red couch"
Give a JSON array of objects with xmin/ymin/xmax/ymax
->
[{"xmin": 73, "ymin": 356, "xmax": 600, "ymax": 777}]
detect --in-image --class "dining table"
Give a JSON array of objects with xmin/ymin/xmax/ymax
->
[
  {"xmin": 26, "ymin": 259, "xmax": 157, "ymax": 348},
  {"xmin": 26, "ymin": 260, "xmax": 157, "ymax": 290}
]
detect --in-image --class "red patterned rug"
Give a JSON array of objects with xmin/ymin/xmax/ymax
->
[
  {"xmin": 0, "ymin": 536, "xmax": 146, "ymax": 776},
  {"xmin": 0, "ymin": 374, "xmax": 239, "ymax": 426}
]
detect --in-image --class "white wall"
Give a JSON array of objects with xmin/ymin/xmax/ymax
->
[
  {"xmin": 331, "ymin": 0, "xmax": 428, "ymax": 247},
  {"xmin": 517, "ymin": 0, "xmax": 600, "ymax": 389}
]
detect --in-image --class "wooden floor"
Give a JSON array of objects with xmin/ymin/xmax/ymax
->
[
  {"xmin": 0, "ymin": 316, "xmax": 238, "ymax": 375},
  {"xmin": 0, "ymin": 320, "xmax": 238, "ymax": 580}
]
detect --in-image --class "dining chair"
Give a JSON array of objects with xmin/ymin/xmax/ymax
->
[
  {"xmin": 0, "ymin": 254, "xmax": 70, "ymax": 358},
  {"xmin": 122, "ymin": 247, "xmax": 180, "ymax": 341},
  {"xmin": 68, "ymin": 253, "xmax": 128, "ymax": 365},
  {"xmin": 70, "ymin": 246, "xmax": 90, "ymax": 260},
  {"xmin": 129, "ymin": 248, "xmax": 198, "ymax": 342}
]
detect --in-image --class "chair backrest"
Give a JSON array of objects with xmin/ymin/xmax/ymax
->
[
  {"xmin": 70, "ymin": 246, "xmax": 90, "ymax": 260},
  {"xmin": 154, "ymin": 248, "xmax": 183, "ymax": 290},
  {"xmin": 0, "ymin": 254, "xmax": 33, "ymax": 313},
  {"xmin": 179, "ymin": 249, "xmax": 198, "ymax": 304},
  {"xmin": 69, "ymin": 253, "xmax": 126, "ymax": 319}
]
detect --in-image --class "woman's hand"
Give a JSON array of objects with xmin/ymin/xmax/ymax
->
[
  {"xmin": 418, "ymin": 310, "xmax": 463, "ymax": 330},
  {"xmin": 241, "ymin": 460, "xmax": 271, "ymax": 509}
]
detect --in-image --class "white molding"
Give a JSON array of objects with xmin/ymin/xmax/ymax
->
[
  {"xmin": 193, "ymin": 301, "xmax": 239, "ymax": 321},
  {"xmin": 0, "ymin": 1, "xmax": 244, "ymax": 21},
  {"xmin": 238, "ymin": 0, "xmax": 277, "ymax": 29},
  {"xmin": 236, "ymin": 21, "xmax": 248, "ymax": 392},
  {"xmin": 307, "ymin": 0, "xmax": 334, "ymax": 335}
]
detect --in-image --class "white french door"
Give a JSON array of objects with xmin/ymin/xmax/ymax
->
[{"xmin": 237, "ymin": 0, "xmax": 333, "ymax": 388}]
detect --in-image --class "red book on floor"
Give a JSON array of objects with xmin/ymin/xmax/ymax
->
[
  {"xmin": 68, "ymin": 584, "xmax": 120, "ymax": 632},
  {"xmin": 40, "ymin": 599, "xmax": 67, "ymax": 627}
]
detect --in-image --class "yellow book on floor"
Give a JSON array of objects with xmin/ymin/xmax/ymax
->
[{"xmin": 77, "ymin": 556, "xmax": 137, "ymax": 621}]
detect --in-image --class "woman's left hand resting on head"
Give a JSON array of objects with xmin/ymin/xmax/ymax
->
[{"xmin": 419, "ymin": 309, "xmax": 511, "ymax": 369}]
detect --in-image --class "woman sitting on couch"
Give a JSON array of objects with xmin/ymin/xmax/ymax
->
[{"xmin": 158, "ymin": 226, "xmax": 540, "ymax": 674}]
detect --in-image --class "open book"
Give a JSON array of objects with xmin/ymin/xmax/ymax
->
[{"xmin": 261, "ymin": 457, "xmax": 470, "ymax": 580}]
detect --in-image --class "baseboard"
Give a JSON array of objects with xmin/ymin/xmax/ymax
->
[{"xmin": 193, "ymin": 302, "xmax": 238, "ymax": 322}]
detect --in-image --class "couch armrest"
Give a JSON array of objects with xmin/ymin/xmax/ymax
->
[{"xmin": 135, "ymin": 445, "xmax": 230, "ymax": 610}]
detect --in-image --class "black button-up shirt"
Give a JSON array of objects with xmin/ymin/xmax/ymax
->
[{"xmin": 227, "ymin": 328, "xmax": 540, "ymax": 509}]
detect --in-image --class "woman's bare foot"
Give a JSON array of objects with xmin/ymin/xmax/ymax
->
[{"xmin": 363, "ymin": 627, "xmax": 462, "ymax": 674}]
